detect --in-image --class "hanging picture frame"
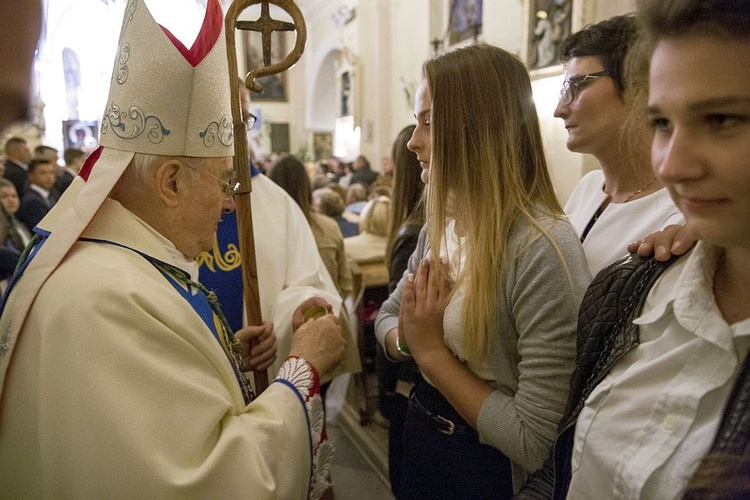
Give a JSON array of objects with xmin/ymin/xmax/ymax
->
[
  {"xmin": 62, "ymin": 120, "xmax": 98, "ymax": 154},
  {"xmin": 243, "ymin": 30, "xmax": 288, "ymax": 102},
  {"xmin": 527, "ymin": 0, "xmax": 573, "ymax": 74},
  {"xmin": 448, "ymin": 0, "xmax": 483, "ymax": 46},
  {"xmin": 312, "ymin": 132, "xmax": 333, "ymax": 161}
]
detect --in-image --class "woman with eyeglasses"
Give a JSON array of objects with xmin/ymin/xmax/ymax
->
[
  {"xmin": 374, "ymin": 44, "xmax": 591, "ymax": 498},
  {"xmin": 555, "ymin": 15, "xmax": 683, "ymax": 275}
]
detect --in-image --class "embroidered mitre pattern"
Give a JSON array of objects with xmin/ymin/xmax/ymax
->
[{"xmin": 99, "ymin": 0, "xmax": 233, "ymax": 158}]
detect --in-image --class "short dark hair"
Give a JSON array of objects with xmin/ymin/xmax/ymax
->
[
  {"xmin": 637, "ymin": 0, "xmax": 750, "ymax": 45},
  {"xmin": 34, "ymin": 145, "xmax": 56, "ymax": 158},
  {"xmin": 559, "ymin": 15, "xmax": 638, "ymax": 94},
  {"xmin": 64, "ymin": 148, "xmax": 85, "ymax": 165},
  {"xmin": 4, "ymin": 136, "xmax": 27, "ymax": 155},
  {"xmin": 27, "ymin": 159, "xmax": 52, "ymax": 174}
]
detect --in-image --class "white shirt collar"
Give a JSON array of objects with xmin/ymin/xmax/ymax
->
[
  {"xmin": 29, "ymin": 183, "xmax": 51, "ymax": 198},
  {"xmin": 7, "ymin": 159, "xmax": 27, "ymax": 170},
  {"xmin": 634, "ymin": 242, "xmax": 750, "ymax": 350}
]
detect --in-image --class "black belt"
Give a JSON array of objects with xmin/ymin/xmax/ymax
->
[{"xmin": 408, "ymin": 391, "xmax": 476, "ymax": 436}]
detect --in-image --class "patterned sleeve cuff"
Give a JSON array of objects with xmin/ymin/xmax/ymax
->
[{"xmin": 275, "ymin": 356, "xmax": 332, "ymax": 499}]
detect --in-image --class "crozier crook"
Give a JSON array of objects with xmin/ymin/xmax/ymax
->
[{"xmin": 224, "ymin": 0, "xmax": 307, "ymax": 395}]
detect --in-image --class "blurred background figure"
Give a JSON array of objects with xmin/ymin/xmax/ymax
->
[
  {"xmin": 53, "ymin": 148, "xmax": 86, "ymax": 198},
  {"xmin": 270, "ymin": 154, "xmax": 353, "ymax": 300},
  {"xmin": 344, "ymin": 195, "xmax": 392, "ymax": 272},
  {"xmin": 343, "ymin": 182, "xmax": 368, "ymax": 222},
  {"xmin": 313, "ymin": 186, "xmax": 359, "ymax": 238},
  {"xmin": 0, "ymin": 178, "xmax": 32, "ymax": 288},
  {"xmin": 17, "ymin": 159, "xmax": 57, "ymax": 232},
  {"xmin": 349, "ymin": 154, "xmax": 379, "ymax": 189},
  {"xmin": 33, "ymin": 145, "xmax": 59, "ymax": 167},
  {"xmin": 3, "ymin": 137, "xmax": 32, "ymax": 199}
]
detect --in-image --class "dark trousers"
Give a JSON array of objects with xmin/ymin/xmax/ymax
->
[
  {"xmin": 376, "ymin": 345, "xmax": 419, "ymax": 497},
  {"xmin": 397, "ymin": 378, "xmax": 513, "ymax": 500}
]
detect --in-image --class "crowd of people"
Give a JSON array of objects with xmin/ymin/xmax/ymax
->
[
  {"xmin": 1, "ymin": 0, "xmax": 750, "ymax": 498},
  {"xmin": 0, "ymin": 137, "xmax": 84, "ymax": 286}
]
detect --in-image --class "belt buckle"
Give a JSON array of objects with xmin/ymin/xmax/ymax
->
[
  {"xmin": 411, "ymin": 391, "xmax": 457, "ymax": 436},
  {"xmin": 434, "ymin": 414, "xmax": 455, "ymax": 435}
]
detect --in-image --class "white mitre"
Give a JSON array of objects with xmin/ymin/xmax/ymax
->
[
  {"xmin": 100, "ymin": 0, "xmax": 233, "ymax": 157},
  {"xmin": 0, "ymin": 0, "xmax": 234, "ymax": 401}
]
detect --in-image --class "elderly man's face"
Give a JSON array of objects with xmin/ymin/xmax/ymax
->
[{"xmin": 179, "ymin": 156, "xmax": 236, "ymax": 258}]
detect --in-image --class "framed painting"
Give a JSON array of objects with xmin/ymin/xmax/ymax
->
[
  {"xmin": 243, "ymin": 30, "xmax": 288, "ymax": 102},
  {"xmin": 312, "ymin": 132, "xmax": 333, "ymax": 161},
  {"xmin": 448, "ymin": 0, "xmax": 483, "ymax": 46},
  {"xmin": 527, "ymin": 0, "xmax": 572, "ymax": 72},
  {"xmin": 62, "ymin": 120, "xmax": 98, "ymax": 154}
]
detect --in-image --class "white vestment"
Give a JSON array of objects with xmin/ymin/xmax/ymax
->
[
  {"xmin": 0, "ymin": 199, "xmax": 327, "ymax": 499},
  {"xmin": 200, "ymin": 173, "xmax": 360, "ymax": 379}
]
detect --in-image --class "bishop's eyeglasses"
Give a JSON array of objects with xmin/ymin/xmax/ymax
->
[
  {"xmin": 559, "ymin": 71, "xmax": 610, "ymax": 104},
  {"xmin": 181, "ymin": 160, "xmax": 240, "ymax": 200},
  {"xmin": 243, "ymin": 110, "xmax": 258, "ymax": 129}
]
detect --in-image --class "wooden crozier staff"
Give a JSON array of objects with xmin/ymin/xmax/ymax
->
[{"xmin": 225, "ymin": 0, "xmax": 307, "ymax": 395}]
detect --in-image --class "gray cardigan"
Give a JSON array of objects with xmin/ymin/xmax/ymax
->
[{"xmin": 374, "ymin": 214, "xmax": 591, "ymax": 487}]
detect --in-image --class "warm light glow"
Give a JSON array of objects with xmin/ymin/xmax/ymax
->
[
  {"xmin": 39, "ymin": 0, "xmax": 207, "ymax": 152},
  {"xmin": 333, "ymin": 116, "xmax": 360, "ymax": 161},
  {"xmin": 532, "ymin": 73, "xmax": 565, "ymax": 120}
]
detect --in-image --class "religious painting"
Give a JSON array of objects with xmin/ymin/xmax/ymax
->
[
  {"xmin": 340, "ymin": 70, "xmax": 352, "ymax": 118},
  {"xmin": 448, "ymin": 0, "xmax": 483, "ymax": 46},
  {"xmin": 62, "ymin": 120, "xmax": 98, "ymax": 154},
  {"xmin": 312, "ymin": 132, "xmax": 333, "ymax": 161},
  {"xmin": 270, "ymin": 123, "xmax": 290, "ymax": 153},
  {"xmin": 527, "ymin": 0, "xmax": 572, "ymax": 71},
  {"xmin": 243, "ymin": 30, "xmax": 288, "ymax": 102},
  {"xmin": 336, "ymin": 49, "xmax": 359, "ymax": 120}
]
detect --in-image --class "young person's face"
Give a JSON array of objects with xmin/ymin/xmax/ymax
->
[
  {"xmin": 407, "ymin": 81, "xmax": 432, "ymax": 184},
  {"xmin": 648, "ymin": 35, "xmax": 750, "ymax": 250},
  {"xmin": 28, "ymin": 162, "xmax": 56, "ymax": 191},
  {"xmin": 0, "ymin": 185, "xmax": 19, "ymax": 214}
]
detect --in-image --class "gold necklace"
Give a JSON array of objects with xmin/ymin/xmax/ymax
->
[{"xmin": 624, "ymin": 176, "xmax": 658, "ymax": 203}]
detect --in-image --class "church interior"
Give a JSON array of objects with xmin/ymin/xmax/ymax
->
[{"xmin": 2, "ymin": 0, "xmax": 639, "ymax": 498}]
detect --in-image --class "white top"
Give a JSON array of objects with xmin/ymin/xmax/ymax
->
[
  {"xmin": 564, "ymin": 170, "xmax": 684, "ymax": 275},
  {"xmin": 435, "ymin": 220, "xmax": 495, "ymax": 382},
  {"xmin": 567, "ymin": 242, "xmax": 750, "ymax": 499}
]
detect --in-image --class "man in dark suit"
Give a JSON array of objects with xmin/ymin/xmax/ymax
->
[
  {"xmin": 17, "ymin": 159, "xmax": 57, "ymax": 232},
  {"xmin": 3, "ymin": 137, "xmax": 32, "ymax": 197},
  {"xmin": 52, "ymin": 148, "xmax": 85, "ymax": 198}
]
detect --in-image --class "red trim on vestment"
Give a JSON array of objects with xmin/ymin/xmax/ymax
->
[
  {"xmin": 159, "ymin": 0, "xmax": 223, "ymax": 68},
  {"xmin": 78, "ymin": 146, "xmax": 103, "ymax": 181}
]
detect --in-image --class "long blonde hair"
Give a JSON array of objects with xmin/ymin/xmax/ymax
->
[{"xmin": 424, "ymin": 44, "xmax": 564, "ymax": 361}]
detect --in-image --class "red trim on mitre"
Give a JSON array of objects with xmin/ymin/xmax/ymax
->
[
  {"xmin": 159, "ymin": 0, "xmax": 223, "ymax": 68},
  {"xmin": 78, "ymin": 146, "xmax": 104, "ymax": 181}
]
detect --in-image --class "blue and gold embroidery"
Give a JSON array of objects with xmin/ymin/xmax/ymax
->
[{"xmin": 197, "ymin": 233, "xmax": 241, "ymax": 273}]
